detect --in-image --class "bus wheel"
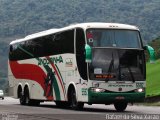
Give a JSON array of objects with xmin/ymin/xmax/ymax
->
[
  {"xmin": 24, "ymin": 89, "xmax": 31, "ymax": 106},
  {"xmin": 31, "ymin": 100, "xmax": 40, "ymax": 106},
  {"xmin": 55, "ymin": 101, "xmax": 69, "ymax": 108},
  {"xmin": 24, "ymin": 90, "xmax": 39, "ymax": 106},
  {"xmin": 114, "ymin": 102, "xmax": 128, "ymax": 112},
  {"xmin": 19, "ymin": 92, "xmax": 26, "ymax": 105},
  {"xmin": 69, "ymin": 88, "xmax": 84, "ymax": 110}
]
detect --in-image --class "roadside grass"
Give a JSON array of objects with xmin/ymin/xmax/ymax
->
[{"xmin": 146, "ymin": 59, "xmax": 160, "ymax": 97}]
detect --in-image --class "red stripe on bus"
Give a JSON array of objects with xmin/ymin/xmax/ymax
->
[{"xmin": 9, "ymin": 61, "xmax": 54, "ymax": 100}]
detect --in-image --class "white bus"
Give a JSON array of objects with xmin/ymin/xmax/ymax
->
[{"xmin": 8, "ymin": 23, "xmax": 147, "ymax": 111}]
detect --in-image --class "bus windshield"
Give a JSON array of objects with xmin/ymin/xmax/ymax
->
[{"xmin": 86, "ymin": 29, "xmax": 141, "ymax": 48}]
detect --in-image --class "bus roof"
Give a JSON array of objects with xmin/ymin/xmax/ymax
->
[{"xmin": 10, "ymin": 22, "xmax": 139, "ymax": 45}]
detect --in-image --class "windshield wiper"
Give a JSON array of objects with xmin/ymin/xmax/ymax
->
[
  {"xmin": 119, "ymin": 65, "xmax": 135, "ymax": 83},
  {"xmin": 105, "ymin": 53, "xmax": 114, "ymax": 82},
  {"xmin": 127, "ymin": 66, "xmax": 135, "ymax": 82}
]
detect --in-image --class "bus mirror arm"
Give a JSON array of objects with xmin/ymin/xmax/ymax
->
[{"xmin": 143, "ymin": 46, "xmax": 147, "ymax": 50}]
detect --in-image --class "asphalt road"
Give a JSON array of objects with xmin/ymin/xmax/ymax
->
[{"xmin": 0, "ymin": 97, "xmax": 160, "ymax": 120}]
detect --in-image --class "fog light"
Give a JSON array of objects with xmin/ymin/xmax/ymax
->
[{"xmin": 135, "ymin": 88, "xmax": 144, "ymax": 93}]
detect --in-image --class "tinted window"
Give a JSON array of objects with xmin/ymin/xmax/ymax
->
[
  {"xmin": 9, "ymin": 29, "xmax": 74, "ymax": 61},
  {"xmin": 44, "ymin": 29, "xmax": 74, "ymax": 56}
]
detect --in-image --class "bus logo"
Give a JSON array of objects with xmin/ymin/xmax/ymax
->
[
  {"xmin": 65, "ymin": 58, "xmax": 73, "ymax": 67},
  {"xmin": 38, "ymin": 56, "xmax": 63, "ymax": 66}
]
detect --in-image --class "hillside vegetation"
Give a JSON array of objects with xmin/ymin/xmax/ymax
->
[
  {"xmin": 146, "ymin": 38, "xmax": 160, "ymax": 97},
  {"xmin": 149, "ymin": 37, "xmax": 160, "ymax": 59},
  {"xmin": 0, "ymin": 0, "xmax": 160, "ymax": 42},
  {"xmin": 146, "ymin": 59, "xmax": 160, "ymax": 97},
  {"xmin": 0, "ymin": 42, "xmax": 8, "ymax": 73}
]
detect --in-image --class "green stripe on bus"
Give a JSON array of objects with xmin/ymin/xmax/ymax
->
[
  {"xmin": 43, "ymin": 65, "xmax": 61, "ymax": 100},
  {"xmin": 55, "ymin": 64, "xmax": 66, "ymax": 95},
  {"xmin": 52, "ymin": 73, "xmax": 61, "ymax": 100}
]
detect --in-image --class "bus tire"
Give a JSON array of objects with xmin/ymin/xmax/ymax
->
[
  {"xmin": 19, "ymin": 93, "xmax": 26, "ymax": 105},
  {"xmin": 55, "ymin": 101, "xmax": 69, "ymax": 108},
  {"xmin": 69, "ymin": 88, "xmax": 84, "ymax": 110},
  {"xmin": 24, "ymin": 88, "xmax": 31, "ymax": 106},
  {"xmin": 31, "ymin": 100, "xmax": 40, "ymax": 106},
  {"xmin": 114, "ymin": 102, "xmax": 128, "ymax": 112},
  {"xmin": 24, "ymin": 88, "xmax": 40, "ymax": 106}
]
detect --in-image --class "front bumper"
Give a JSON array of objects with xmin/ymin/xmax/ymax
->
[{"xmin": 88, "ymin": 89, "xmax": 145, "ymax": 104}]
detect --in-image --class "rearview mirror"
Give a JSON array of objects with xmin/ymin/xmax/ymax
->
[
  {"xmin": 85, "ymin": 44, "xmax": 92, "ymax": 63},
  {"xmin": 145, "ymin": 45, "xmax": 155, "ymax": 63}
]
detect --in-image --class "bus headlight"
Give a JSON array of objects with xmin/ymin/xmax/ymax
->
[
  {"xmin": 135, "ymin": 88, "xmax": 144, "ymax": 93},
  {"xmin": 90, "ymin": 88, "xmax": 105, "ymax": 93}
]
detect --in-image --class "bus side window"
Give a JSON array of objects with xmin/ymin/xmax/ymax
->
[
  {"xmin": 9, "ymin": 44, "xmax": 17, "ymax": 60},
  {"xmin": 76, "ymin": 28, "xmax": 87, "ymax": 80},
  {"xmin": 32, "ymin": 38, "xmax": 44, "ymax": 57},
  {"xmin": 9, "ymin": 45, "xmax": 14, "ymax": 60},
  {"xmin": 10, "ymin": 45, "xmax": 13, "ymax": 53},
  {"xmin": 59, "ymin": 30, "xmax": 74, "ymax": 54}
]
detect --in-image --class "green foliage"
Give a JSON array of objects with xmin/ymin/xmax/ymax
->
[
  {"xmin": 0, "ymin": 42, "xmax": 8, "ymax": 75},
  {"xmin": 146, "ymin": 59, "xmax": 160, "ymax": 97},
  {"xmin": 0, "ymin": 41, "xmax": 8, "ymax": 90},
  {"xmin": 149, "ymin": 37, "xmax": 160, "ymax": 59},
  {"xmin": 0, "ymin": 0, "xmax": 160, "ymax": 41}
]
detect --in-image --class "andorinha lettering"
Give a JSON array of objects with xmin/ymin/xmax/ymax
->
[{"xmin": 38, "ymin": 56, "xmax": 63, "ymax": 65}]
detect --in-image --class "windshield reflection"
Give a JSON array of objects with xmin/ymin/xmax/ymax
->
[{"xmin": 86, "ymin": 29, "xmax": 141, "ymax": 48}]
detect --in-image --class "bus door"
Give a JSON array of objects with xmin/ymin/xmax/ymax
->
[{"xmin": 75, "ymin": 28, "xmax": 88, "ymax": 102}]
